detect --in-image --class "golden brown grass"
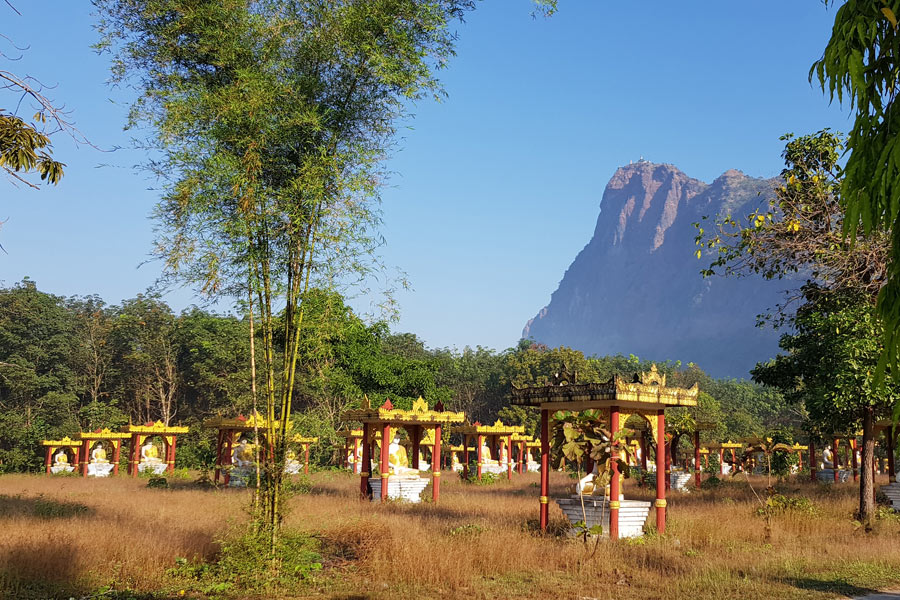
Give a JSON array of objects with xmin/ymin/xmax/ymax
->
[{"xmin": 2, "ymin": 471, "xmax": 900, "ymax": 600}]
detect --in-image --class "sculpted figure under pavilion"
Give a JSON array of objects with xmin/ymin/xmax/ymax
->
[
  {"xmin": 78, "ymin": 429, "xmax": 131, "ymax": 477},
  {"xmin": 452, "ymin": 420, "xmax": 525, "ymax": 480},
  {"xmin": 41, "ymin": 437, "xmax": 82, "ymax": 474},
  {"xmin": 510, "ymin": 365, "xmax": 698, "ymax": 539},
  {"xmin": 342, "ymin": 397, "xmax": 465, "ymax": 503},
  {"xmin": 123, "ymin": 421, "xmax": 189, "ymax": 476}
]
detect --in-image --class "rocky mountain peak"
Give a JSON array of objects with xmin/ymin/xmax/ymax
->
[{"xmin": 523, "ymin": 162, "xmax": 783, "ymax": 378}]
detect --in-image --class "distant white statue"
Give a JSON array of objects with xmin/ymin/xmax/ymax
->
[
  {"xmin": 822, "ymin": 446, "xmax": 835, "ymax": 470},
  {"xmin": 387, "ymin": 435, "xmax": 419, "ymax": 477},
  {"xmin": 138, "ymin": 439, "xmax": 167, "ymax": 475},
  {"xmin": 51, "ymin": 449, "xmax": 74, "ymax": 474},
  {"xmin": 87, "ymin": 442, "xmax": 114, "ymax": 477}
]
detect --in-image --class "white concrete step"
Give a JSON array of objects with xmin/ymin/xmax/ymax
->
[{"xmin": 556, "ymin": 496, "xmax": 651, "ymax": 538}]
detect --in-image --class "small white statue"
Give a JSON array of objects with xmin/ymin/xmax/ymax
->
[
  {"xmin": 232, "ymin": 438, "xmax": 255, "ymax": 468},
  {"xmin": 822, "ymin": 446, "xmax": 834, "ymax": 470},
  {"xmin": 51, "ymin": 449, "xmax": 74, "ymax": 474},
  {"xmin": 91, "ymin": 442, "xmax": 108, "ymax": 463},
  {"xmin": 387, "ymin": 435, "xmax": 419, "ymax": 477}
]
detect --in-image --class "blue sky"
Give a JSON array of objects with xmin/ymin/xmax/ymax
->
[{"xmin": 2, "ymin": 1, "xmax": 848, "ymax": 354}]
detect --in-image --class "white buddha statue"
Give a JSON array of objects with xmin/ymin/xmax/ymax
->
[
  {"xmin": 91, "ymin": 442, "xmax": 109, "ymax": 464},
  {"xmin": 87, "ymin": 442, "xmax": 114, "ymax": 477},
  {"xmin": 138, "ymin": 439, "xmax": 166, "ymax": 475},
  {"xmin": 417, "ymin": 449, "xmax": 430, "ymax": 471},
  {"xmin": 284, "ymin": 448, "xmax": 302, "ymax": 475},
  {"xmin": 387, "ymin": 435, "xmax": 419, "ymax": 477},
  {"xmin": 575, "ymin": 463, "xmax": 602, "ymax": 496},
  {"xmin": 822, "ymin": 446, "xmax": 835, "ymax": 470},
  {"xmin": 232, "ymin": 438, "xmax": 255, "ymax": 468},
  {"xmin": 451, "ymin": 451, "xmax": 462, "ymax": 472},
  {"xmin": 498, "ymin": 441, "xmax": 510, "ymax": 466},
  {"xmin": 51, "ymin": 449, "xmax": 74, "ymax": 474},
  {"xmin": 347, "ymin": 447, "xmax": 358, "ymax": 471}
]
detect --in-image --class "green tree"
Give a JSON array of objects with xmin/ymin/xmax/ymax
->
[
  {"xmin": 812, "ymin": 3, "xmax": 900, "ymax": 375},
  {"xmin": 94, "ymin": 0, "xmax": 474, "ymax": 549},
  {"xmin": 753, "ymin": 287, "xmax": 897, "ymax": 526}
]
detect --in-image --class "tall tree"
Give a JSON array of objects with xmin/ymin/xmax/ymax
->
[{"xmin": 94, "ymin": 0, "xmax": 474, "ymax": 549}]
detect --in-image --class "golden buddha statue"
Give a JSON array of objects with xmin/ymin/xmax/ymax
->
[
  {"xmin": 141, "ymin": 441, "xmax": 162, "ymax": 464},
  {"xmin": 387, "ymin": 435, "xmax": 419, "ymax": 477},
  {"xmin": 480, "ymin": 440, "xmax": 498, "ymax": 465},
  {"xmin": 91, "ymin": 442, "xmax": 108, "ymax": 463},
  {"xmin": 54, "ymin": 449, "xmax": 68, "ymax": 465}
]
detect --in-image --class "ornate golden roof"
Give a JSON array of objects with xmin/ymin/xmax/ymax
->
[
  {"xmin": 336, "ymin": 429, "xmax": 364, "ymax": 438},
  {"xmin": 706, "ymin": 441, "xmax": 744, "ymax": 449},
  {"xmin": 203, "ymin": 411, "xmax": 292, "ymax": 431},
  {"xmin": 41, "ymin": 436, "xmax": 82, "ymax": 446},
  {"xmin": 291, "ymin": 435, "xmax": 318, "ymax": 444},
  {"xmin": 342, "ymin": 396, "xmax": 465, "ymax": 425},
  {"xmin": 79, "ymin": 428, "xmax": 131, "ymax": 440},
  {"xmin": 124, "ymin": 420, "xmax": 189, "ymax": 434},
  {"xmin": 453, "ymin": 419, "xmax": 525, "ymax": 436},
  {"xmin": 509, "ymin": 365, "xmax": 699, "ymax": 410}
]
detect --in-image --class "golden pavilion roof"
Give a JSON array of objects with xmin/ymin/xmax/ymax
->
[
  {"xmin": 336, "ymin": 429, "xmax": 364, "ymax": 438},
  {"xmin": 79, "ymin": 428, "xmax": 131, "ymax": 440},
  {"xmin": 124, "ymin": 421, "xmax": 189, "ymax": 434},
  {"xmin": 453, "ymin": 419, "xmax": 525, "ymax": 436},
  {"xmin": 41, "ymin": 436, "xmax": 82, "ymax": 447},
  {"xmin": 342, "ymin": 397, "xmax": 465, "ymax": 426},
  {"xmin": 291, "ymin": 435, "xmax": 319, "ymax": 444},
  {"xmin": 706, "ymin": 441, "xmax": 744, "ymax": 449},
  {"xmin": 203, "ymin": 411, "xmax": 292, "ymax": 432},
  {"xmin": 509, "ymin": 365, "xmax": 698, "ymax": 410}
]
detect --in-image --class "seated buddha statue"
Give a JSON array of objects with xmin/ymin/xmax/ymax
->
[
  {"xmin": 232, "ymin": 438, "xmax": 255, "ymax": 468},
  {"xmin": 284, "ymin": 448, "xmax": 302, "ymax": 474},
  {"xmin": 387, "ymin": 435, "xmax": 419, "ymax": 477},
  {"xmin": 54, "ymin": 449, "xmax": 69, "ymax": 466},
  {"xmin": 91, "ymin": 442, "xmax": 109, "ymax": 463},
  {"xmin": 480, "ymin": 440, "xmax": 498, "ymax": 465},
  {"xmin": 822, "ymin": 446, "xmax": 835, "ymax": 470},
  {"xmin": 451, "ymin": 451, "xmax": 462, "ymax": 472},
  {"xmin": 526, "ymin": 448, "xmax": 540, "ymax": 471},
  {"xmin": 498, "ymin": 441, "xmax": 510, "ymax": 465},
  {"xmin": 141, "ymin": 440, "xmax": 162, "ymax": 465},
  {"xmin": 575, "ymin": 463, "xmax": 602, "ymax": 496}
]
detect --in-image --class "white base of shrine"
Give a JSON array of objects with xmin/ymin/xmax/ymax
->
[
  {"xmin": 480, "ymin": 463, "xmax": 504, "ymax": 475},
  {"xmin": 556, "ymin": 496, "xmax": 651, "ymax": 538},
  {"xmin": 284, "ymin": 461, "xmax": 302, "ymax": 475},
  {"xmin": 87, "ymin": 463, "xmax": 114, "ymax": 477},
  {"xmin": 526, "ymin": 462, "xmax": 540, "ymax": 472},
  {"xmin": 50, "ymin": 465, "xmax": 75, "ymax": 474},
  {"xmin": 138, "ymin": 461, "xmax": 168, "ymax": 475},
  {"xmin": 670, "ymin": 471, "xmax": 692, "ymax": 491},
  {"xmin": 817, "ymin": 468, "xmax": 850, "ymax": 483},
  {"xmin": 880, "ymin": 482, "xmax": 900, "ymax": 510},
  {"xmin": 417, "ymin": 461, "xmax": 431, "ymax": 472},
  {"xmin": 369, "ymin": 476, "xmax": 429, "ymax": 502}
]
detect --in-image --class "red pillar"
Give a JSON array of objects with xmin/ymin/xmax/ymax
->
[
  {"xmin": 507, "ymin": 435, "xmax": 513, "ymax": 480},
  {"xmin": 476, "ymin": 434, "xmax": 484, "ymax": 479},
  {"xmin": 432, "ymin": 425, "xmax": 442, "ymax": 502},
  {"xmin": 45, "ymin": 447, "xmax": 52, "ymax": 474},
  {"xmin": 540, "ymin": 409, "xmax": 550, "ymax": 531},
  {"xmin": 360, "ymin": 424, "xmax": 371, "ymax": 499},
  {"xmin": 888, "ymin": 426, "xmax": 896, "ymax": 483},
  {"xmin": 693, "ymin": 431, "xmax": 701, "ymax": 489},
  {"xmin": 731, "ymin": 448, "xmax": 736, "ymax": 472},
  {"xmin": 169, "ymin": 436, "xmax": 178, "ymax": 474},
  {"xmin": 380, "ymin": 423, "xmax": 390, "ymax": 501},
  {"xmin": 655, "ymin": 410, "xmax": 666, "ymax": 533},
  {"xmin": 130, "ymin": 434, "xmax": 139, "ymax": 477},
  {"xmin": 82, "ymin": 441, "xmax": 90, "ymax": 477},
  {"xmin": 112, "ymin": 440, "xmax": 121, "ymax": 476},
  {"xmin": 463, "ymin": 436, "xmax": 470, "ymax": 479},
  {"xmin": 609, "ymin": 406, "xmax": 621, "ymax": 540},
  {"xmin": 833, "ymin": 438, "xmax": 840, "ymax": 483},
  {"xmin": 518, "ymin": 441, "xmax": 525, "ymax": 474}
]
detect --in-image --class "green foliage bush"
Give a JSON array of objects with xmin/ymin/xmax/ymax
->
[
  {"xmin": 147, "ymin": 476, "xmax": 168, "ymax": 489},
  {"xmin": 757, "ymin": 493, "xmax": 816, "ymax": 517},
  {"xmin": 701, "ymin": 475, "xmax": 723, "ymax": 489}
]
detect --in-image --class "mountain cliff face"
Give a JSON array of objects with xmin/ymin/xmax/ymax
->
[{"xmin": 522, "ymin": 161, "xmax": 785, "ymax": 378}]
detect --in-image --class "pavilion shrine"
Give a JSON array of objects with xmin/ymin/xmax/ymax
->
[
  {"xmin": 78, "ymin": 429, "xmax": 131, "ymax": 477},
  {"xmin": 41, "ymin": 437, "xmax": 81, "ymax": 474},
  {"xmin": 706, "ymin": 441, "xmax": 743, "ymax": 475},
  {"xmin": 342, "ymin": 397, "xmax": 465, "ymax": 503},
  {"xmin": 123, "ymin": 421, "xmax": 189, "ymax": 476},
  {"xmin": 287, "ymin": 435, "xmax": 318, "ymax": 475},
  {"xmin": 510, "ymin": 365, "xmax": 698, "ymax": 539},
  {"xmin": 337, "ymin": 429, "xmax": 364, "ymax": 473},
  {"xmin": 511, "ymin": 433, "xmax": 540, "ymax": 474},
  {"xmin": 453, "ymin": 420, "xmax": 524, "ymax": 480}
]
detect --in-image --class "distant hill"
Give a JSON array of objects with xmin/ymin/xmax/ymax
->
[{"xmin": 522, "ymin": 161, "xmax": 787, "ymax": 379}]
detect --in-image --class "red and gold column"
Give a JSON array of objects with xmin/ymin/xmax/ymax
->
[
  {"xmin": 476, "ymin": 434, "xmax": 484, "ymax": 480},
  {"xmin": 507, "ymin": 434, "xmax": 513, "ymax": 480},
  {"xmin": 832, "ymin": 438, "xmax": 840, "ymax": 483},
  {"xmin": 112, "ymin": 440, "xmax": 121, "ymax": 476},
  {"xmin": 380, "ymin": 423, "xmax": 391, "ymax": 501},
  {"xmin": 44, "ymin": 446, "xmax": 53, "ymax": 474},
  {"xmin": 432, "ymin": 424, "xmax": 442, "ymax": 502},
  {"xmin": 539, "ymin": 409, "xmax": 550, "ymax": 531},
  {"xmin": 609, "ymin": 406, "xmax": 621, "ymax": 540},
  {"xmin": 655, "ymin": 409, "xmax": 666, "ymax": 534}
]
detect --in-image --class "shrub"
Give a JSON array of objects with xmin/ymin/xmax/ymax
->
[
  {"xmin": 756, "ymin": 493, "xmax": 816, "ymax": 516},
  {"xmin": 147, "ymin": 476, "xmax": 169, "ymax": 489},
  {"xmin": 701, "ymin": 475, "xmax": 722, "ymax": 489}
]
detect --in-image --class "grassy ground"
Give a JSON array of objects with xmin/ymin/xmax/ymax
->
[{"xmin": 2, "ymin": 470, "xmax": 900, "ymax": 599}]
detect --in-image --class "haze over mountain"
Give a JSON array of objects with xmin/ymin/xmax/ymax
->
[{"xmin": 522, "ymin": 161, "xmax": 786, "ymax": 379}]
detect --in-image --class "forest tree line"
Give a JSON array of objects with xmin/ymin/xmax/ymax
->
[{"xmin": 0, "ymin": 279, "xmax": 793, "ymax": 473}]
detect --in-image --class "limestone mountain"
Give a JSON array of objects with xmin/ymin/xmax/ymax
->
[{"xmin": 522, "ymin": 161, "xmax": 786, "ymax": 378}]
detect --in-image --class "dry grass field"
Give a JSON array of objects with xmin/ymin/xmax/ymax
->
[{"xmin": 2, "ymin": 470, "xmax": 900, "ymax": 600}]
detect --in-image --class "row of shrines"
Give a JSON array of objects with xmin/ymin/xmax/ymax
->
[{"xmin": 39, "ymin": 366, "xmax": 900, "ymax": 540}]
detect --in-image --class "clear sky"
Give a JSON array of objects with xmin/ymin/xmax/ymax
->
[{"xmin": 2, "ymin": 1, "xmax": 848, "ymax": 354}]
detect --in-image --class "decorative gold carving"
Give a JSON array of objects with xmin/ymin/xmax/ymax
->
[
  {"xmin": 655, "ymin": 499, "xmax": 667, "ymax": 508},
  {"xmin": 539, "ymin": 496, "xmax": 549, "ymax": 504},
  {"xmin": 608, "ymin": 501, "xmax": 621, "ymax": 509}
]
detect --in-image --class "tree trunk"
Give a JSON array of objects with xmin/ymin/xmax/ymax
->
[{"xmin": 859, "ymin": 405, "xmax": 876, "ymax": 529}]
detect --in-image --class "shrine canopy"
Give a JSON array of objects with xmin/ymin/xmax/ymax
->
[
  {"xmin": 203, "ymin": 412, "xmax": 293, "ymax": 485},
  {"xmin": 78, "ymin": 429, "xmax": 131, "ymax": 477},
  {"xmin": 452, "ymin": 420, "xmax": 524, "ymax": 480},
  {"xmin": 123, "ymin": 421, "xmax": 189, "ymax": 477},
  {"xmin": 290, "ymin": 435, "xmax": 318, "ymax": 475},
  {"xmin": 342, "ymin": 397, "xmax": 465, "ymax": 503},
  {"xmin": 42, "ymin": 436, "xmax": 82, "ymax": 474},
  {"xmin": 510, "ymin": 364, "xmax": 698, "ymax": 538}
]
